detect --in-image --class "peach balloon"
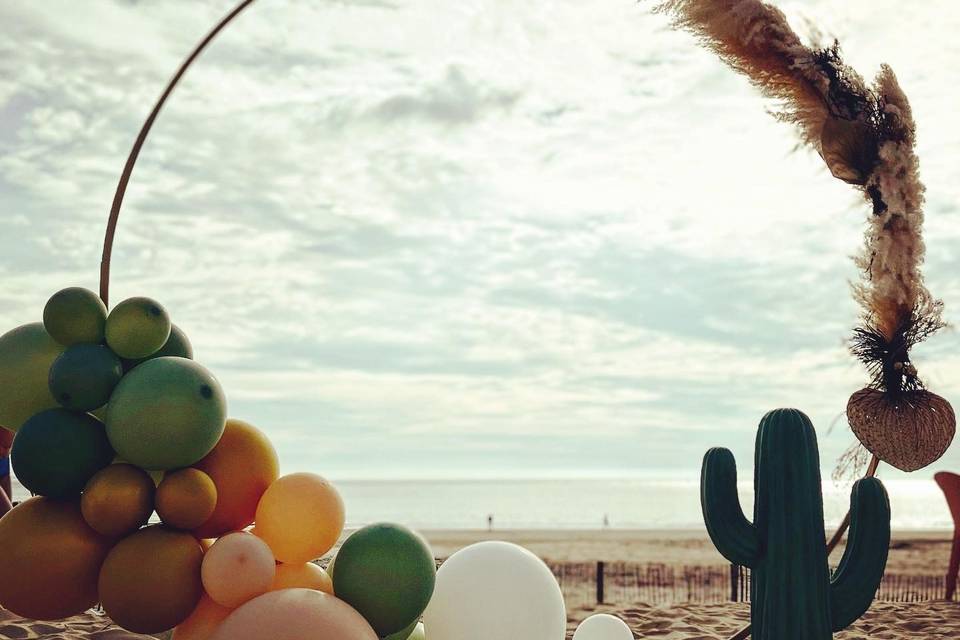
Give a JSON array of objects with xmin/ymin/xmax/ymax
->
[
  {"xmin": 157, "ymin": 468, "xmax": 218, "ymax": 530},
  {"xmin": 193, "ymin": 419, "xmax": 279, "ymax": 538},
  {"xmin": 255, "ymin": 473, "xmax": 345, "ymax": 563},
  {"xmin": 271, "ymin": 562, "xmax": 333, "ymax": 593},
  {"xmin": 202, "ymin": 531, "xmax": 276, "ymax": 607},
  {"xmin": 210, "ymin": 589, "xmax": 377, "ymax": 640},
  {"xmin": 172, "ymin": 594, "xmax": 233, "ymax": 640},
  {"xmin": 0, "ymin": 497, "xmax": 112, "ymax": 619}
]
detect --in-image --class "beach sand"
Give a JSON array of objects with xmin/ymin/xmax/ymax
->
[{"xmin": 0, "ymin": 529, "xmax": 954, "ymax": 639}]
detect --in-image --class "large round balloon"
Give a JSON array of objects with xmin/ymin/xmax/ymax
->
[
  {"xmin": 12, "ymin": 409, "xmax": 115, "ymax": 498},
  {"xmin": 271, "ymin": 562, "xmax": 333, "ymax": 594},
  {"xmin": 105, "ymin": 296, "xmax": 171, "ymax": 359},
  {"xmin": 210, "ymin": 589, "xmax": 378, "ymax": 640},
  {"xmin": 48, "ymin": 343, "xmax": 123, "ymax": 411},
  {"xmin": 81, "ymin": 463, "xmax": 156, "ymax": 536},
  {"xmin": 0, "ymin": 323, "xmax": 65, "ymax": 431},
  {"xmin": 192, "ymin": 418, "xmax": 279, "ymax": 538},
  {"xmin": 332, "ymin": 523, "xmax": 436, "ymax": 636},
  {"xmin": 99, "ymin": 526, "xmax": 205, "ymax": 634},
  {"xmin": 43, "ymin": 287, "xmax": 108, "ymax": 346},
  {"xmin": 572, "ymin": 614, "xmax": 633, "ymax": 640},
  {"xmin": 0, "ymin": 497, "xmax": 112, "ymax": 619},
  {"xmin": 423, "ymin": 541, "xmax": 566, "ymax": 640},
  {"xmin": 202, "ymin": 532, "xmax": 276, "ymax": 608},
  {"xmin": 123, "ymin": 323, "xmax": 194, "ymax": 371},
  {"xmin": 156, "ymin": 468, "xmax": 218, "ymax": 530},
  {"xmin": 172, "ymin": 595, "xmax": 233, "ymax": 640},
  {"xmin": 254, "ymin": 472, "xmax": 344, "ymax": 564},
  {"xmin": 384, "ymin": 620, "xmax": 425, "ymax": 640},
  {"xmin": 106, "ymin": 357, "xmax": 226, "ymax": 470}
]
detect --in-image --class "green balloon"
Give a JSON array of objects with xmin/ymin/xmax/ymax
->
[
  {"xmin": 122, "ymin": 324, "xmax": 194, "ymax": 371},
  {"xmin": 383, "ymin": 621, "xmax": 424, "ymax": 640},
  {"xmin": 0, "ymin": 323, "xmax": 65, "ymax": 431},
  {"xmin": 106, "ymin": 357, "xmax": 226, "ymax": 470},
  {"xmin": 332, "ymin": 523, "xmax": 436, "ymax": 637},
  {"xmin": 105, "ymin": 297, "xmax": 171, "ymax": 359},
  {"xmin": 49, "ymin": 344, "xmax": 123, "ymax": 412},
  {"xmin": 11, "ymin": 409, "xmax": 115, "ymax": 498},
  {"xmin": 43, "ymin": 287, "xmax": 107, "ymax": 346}
]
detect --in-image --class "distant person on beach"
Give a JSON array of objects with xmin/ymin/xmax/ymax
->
[
  {"xmin": 0, "ymin": 429, "xmax": 12, "ymax": 516},
  {"xmin": 603, "ymin": 514, "xmax": 610, "ymax": 529},
  {"xmin": 487, "ymin": 514, "xmax": 493, "ymax": 532}
]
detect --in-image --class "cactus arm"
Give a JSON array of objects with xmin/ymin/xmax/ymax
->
[
  {"xmin": 829, "ymin": 477, "xmax": 891, "ymax": 632},
  {"xmin": 701, "ymin": 447, "xmax": 760, "ymax": 568}
]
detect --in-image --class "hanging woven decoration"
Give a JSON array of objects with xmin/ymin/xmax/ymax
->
[{"xmin": 655, "ymin": 0, "xmax": 955, "ymax": 472}]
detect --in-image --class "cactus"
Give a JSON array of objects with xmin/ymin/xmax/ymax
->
[{"xmin": 701, "ymin": 408, "xmax": 890, "ymax": 640}]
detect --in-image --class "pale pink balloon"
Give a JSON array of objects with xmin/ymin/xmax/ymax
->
[
  {"xmin": 209, "ymin": 588, "xmax": 378, "ymax": 640},
  {"xmin": 201, "ymin": 532, "xmax": 275, "ymax": 608}
]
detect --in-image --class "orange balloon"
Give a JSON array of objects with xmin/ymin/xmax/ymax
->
[
  {"xmin": 157, "ymin": 468, "xmax": 218, "ymax": 530},
  {"xmin": 201, "ymin": 532, "xmax": 276, "ymax": 608},
  {"xmin": 210, "ymin": 589, "xmax": 377, "ymax": 640},
  {"xmin": 192, "ymin": 419, "xmax": 279, "ymax": 538},
  {"xmin": 271, "ymin": 562, "xmax": 334, "ymax": 593},
  {"xmin": 172, "ymin": 594, "xmax": 233, "ymax": 640},
  {"xmin": 0, "ymin": 497, "xmax": 112, "ymax": 619},
  {"xmin": 99, "ymin": 526, "xmax": 204, "ymax": 634},
  {"xmin": 255, "ymin": 472, "xmax": 345, "ymax": 563},
  {"xmin": 82, "ymin": 463, "xmax": 156, "ymax": 537}
]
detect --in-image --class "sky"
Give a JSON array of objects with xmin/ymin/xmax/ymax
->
[{"xmin": 1, "ymin": 0, "xmax": 959, "ymax": 481}]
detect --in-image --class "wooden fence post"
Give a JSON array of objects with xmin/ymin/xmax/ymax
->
[
  {"xmin": 730, "ymin": 564, "xmax": 740, "ymax": 602},
  {"xmin": 596, "ymin": 561, "xmax": 605, "ymax": 604}
]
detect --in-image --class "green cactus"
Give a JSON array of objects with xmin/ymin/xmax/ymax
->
[{"xmin": 701, "ymin": 408, "xmax": 890, "ymax": 640}]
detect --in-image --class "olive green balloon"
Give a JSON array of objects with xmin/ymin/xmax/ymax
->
[
  {"xmin": 332, "ymin": 523, "xmax": 437, "ymax": 636},
  {"xmin": 106, "ymin": 357, "xmax": 226, "ymax": 470},
  {"xmin": 11, "ymin": 409, "xmax": 115, "ymax": 498},
  {"xmin": 43, "ymin": 287, "xmax": 107, "ymax": 346},
  {"xmin": 49, "ymin": 343, "xmax": 123, "ymax": 411},
  {"xmin": 384, "ymin": 620, "xmax": 424, "ymax": 640},
  {"xmin": 0, "ymin": 323, "xmax": 65, "ymax": 431},
  {"xmin": 105, "ymin": 297, "xmax": 171, "ymax": 359},
  {"xmin": 122, "ymin": 324, "xmax": 193, "ymax": 371}
]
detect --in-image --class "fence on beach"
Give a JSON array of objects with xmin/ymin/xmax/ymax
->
[{"xmin": 543, "ymin": 562, "xmax": 954, "ymax": 609}]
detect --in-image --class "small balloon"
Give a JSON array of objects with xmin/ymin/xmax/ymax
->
[
  {"xmin": 172, "ymin": 594, "xmax": 233, "ymax": 640},
  {"xmin": 423, "ymin": 541, "xmax": 566, "ymax": 640},
  {"xmin": 99, "ymin": 526, "xmax": 204, "ymax": 634},
  {"xmin": 106, "ymin": 357, "xmax": 226, "ymax": 470},
  {"xmin": 43, "ymin": 287, "xmax": 108, "ymax": 346},
  {"xmin": 332, "ymin": 523, "xmax": 436, "ymax": 636},
  {"xmin": 0, "ymin": 323, "xmax": 65, "ymax": 431},
  {"xmin": 105, "ymin": 296, "xmax": 171, "ymax": 359},
  {"xmin": 384, "ymin": 620, "xmax": 425, "ymax": 640},
  {"xmin": 209, "ymin": 589, "xmax": 377, "ymax": 640},
  {"xmin": 156, "ymin": 468, "xmax": 218, "ymax": 530},
  {"xmin": 48, "ymin": 343, "xmax": 123, "ymax": 411},
  {"xmin": 123, "ymin": 323, "xmax": 194, "ymax": 370},
  {"xmin": 572, "ymin": 614, "xmax": 633, "ymax": 640},
  {"xmin": 192, "ymin": 418, "xmax": 279, "ymax": 538},
  {"xmin": 12, "ymin": 408, "xmax": 114, "ymax": 498},
  {"xmin": 82, "ymin": 463, "xmax": 156, "ymax": 537},
  {"xmin": 0, "ymin": 497, "xmax": 112, "ymax": 619},
  {"xmin": 271, "ymin": 562, "xmax": 333, "ymax": 594},
  {"xmin": 255, "ymin": 472, "xmax": 344, "ymax": 564},
  {"xmin": 202, "ymin": 531, "xmax": 276, "ymax": 608}
]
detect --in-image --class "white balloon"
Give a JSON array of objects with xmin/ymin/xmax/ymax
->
[
  {"xmin": 572, "ymin": 613, "xmax": 633, "ymax": 640},
  {"xmin": 423, "ymin": 541, "xmax": 566, "ymax": 640}
]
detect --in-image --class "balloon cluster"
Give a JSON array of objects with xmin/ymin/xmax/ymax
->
[{"xmin": 0, "ymin": 286, "xmax": 631, "ymax": 639}]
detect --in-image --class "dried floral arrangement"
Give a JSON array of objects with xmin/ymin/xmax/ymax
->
[{"xmin": 655, "ymin": 0, "xmax": 955, "ymax": 474}]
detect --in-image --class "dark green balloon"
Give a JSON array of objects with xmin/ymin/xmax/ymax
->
[
  {"xmin": 12, "ymin": 409, "xmax": 115, "ymax": 498},
  {"xmin": 43, "ymin": 287, "xmax": 107, "ymax": 346},
  {"xmin": 122, "ymin": 324, "xmax": 194, "ymax": 372},
  {"xmin": 332, "ymin": 523, "xmax": 436, "ymax": 637},
  {"xmin": 49, "ymin": 344, "xmax": 123, "ymax": 411}
]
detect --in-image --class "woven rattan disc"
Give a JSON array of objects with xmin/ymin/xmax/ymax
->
[{"xmin": 847, "ymin": 388, "xmax": 956, "ymax": 472}]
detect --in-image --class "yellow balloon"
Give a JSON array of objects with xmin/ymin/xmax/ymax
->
[
  {"xmin": 271, "ymin": 562, "xmax": 333, "ymax": 594},
  {"xmin": 254, "ymin": 472, "xmax": 345, "ymax": 563},
  {"xmin": 82, "ymin": 463, "xmax": 156, "ymax": 537},
  {"xmin": 0, "ymin": 323, "xmax": 65, "ymax": 431},
  {"xmin": 156, "ymin": 468, "xmax": 218, "ymax": 530},
  {"xmin": 172, "ymin": 594, "xmax": 233, "ymax": 640}
]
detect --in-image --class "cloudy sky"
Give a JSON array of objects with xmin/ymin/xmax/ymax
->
[{"xmin": 1, "ymin": 0, "xmax": 958, "ymax": 480}]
